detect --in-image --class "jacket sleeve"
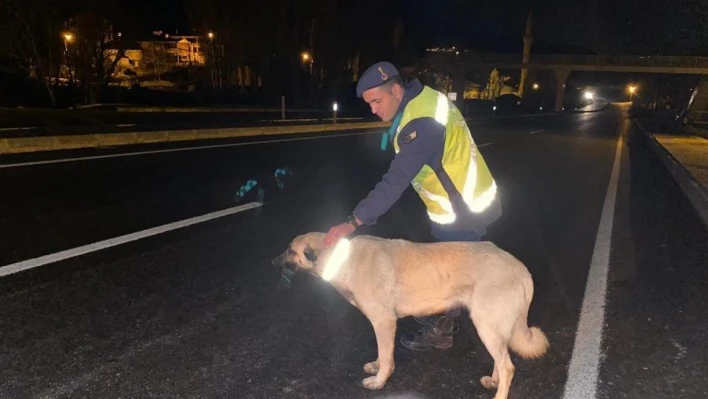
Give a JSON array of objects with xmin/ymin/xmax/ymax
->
[{"xmin": 352, "ymin": 117, "xmax": 445, "ymax": 225}]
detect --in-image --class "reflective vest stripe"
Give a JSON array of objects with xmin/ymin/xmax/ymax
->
[{"xmin": 395, "ymin": 87, "xmax": 497, "ymax": 225}]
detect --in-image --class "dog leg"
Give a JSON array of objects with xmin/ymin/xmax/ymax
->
[
  {"xmin": 363, "ymin": 359, "xmax": 379, "ymax": 374},
  {"xmin": 480, "ymin": 366, "xmax": 499, "ymax": 390},
  {"xmin": 476, "ymin": 325, "xmax": 515, "ymax": 399},
  {"xmin": 361, "ymin": 318, "xmax": 396, "ymax": 390},
  {"xmin": 493, "ymin": 348, "xmax": 515, "ymax": 399}
]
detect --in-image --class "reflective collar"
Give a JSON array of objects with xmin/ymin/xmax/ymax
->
[{"xmin": 322, "ymin": 238, "xmax": 351, "ymax": 281}]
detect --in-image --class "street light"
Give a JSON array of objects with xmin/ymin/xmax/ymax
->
[
  {"xmin": 628, "ymin": 85, "xmax": 637, "ymax": 101},
  {"xmin": 208, "ymin": 32, "xmax": 214, "ymax": 40},
  {"xmin": 61, "ymin": 32, "xmax": 75, "ymax": 85},
  {"xmin": 301, "ymin": 51, "xmax": 312, "ymax": 74},
  {"xmin": 532, "ymin": 83, "xmax": 540, "ymax": 90}
]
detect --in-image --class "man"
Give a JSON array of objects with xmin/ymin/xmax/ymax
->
[{"xmin": 323, "ymin": 61, "xmax": 503, "ymax": 351}]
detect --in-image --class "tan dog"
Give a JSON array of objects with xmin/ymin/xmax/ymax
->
[{"xmin": 272, "ymin": 232, "xmax": 549, "ymax": 399}]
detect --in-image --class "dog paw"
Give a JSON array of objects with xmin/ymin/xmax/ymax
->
[
  {"xmin": 362, "ymin": 376, "xmax": 386, "ymax": 390},
  {"xmin": 363, "ymin": 361, "xmax": 379, "ymax": 374},
  {"xmin": 481, "ymin": 376, "xmax": 498, "ymax": 390}
]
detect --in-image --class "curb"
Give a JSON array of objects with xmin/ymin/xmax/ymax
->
[
  {"xmin": 114, "ymin": 106, "xmax": 338, "ymax": 113},
  {"xmin": 0, "ymin": 106, "xmax": 608, "ymax": 155},
  {"xmin": 0, "ymin": 121, "xmax": 388, "ymax": 155},
  {"xmin": 633, "ymin": 119, "xmax": 708, "ymax": 228}
]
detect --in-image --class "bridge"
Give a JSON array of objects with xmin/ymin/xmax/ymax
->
[{"xmin": 421, "ymin": 51, "xmax": 708, "ymax": 111}]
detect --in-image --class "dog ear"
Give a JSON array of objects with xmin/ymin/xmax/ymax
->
[{"xmin": 304, "ymin": 246, "xmax": 318, "ymax": 263}]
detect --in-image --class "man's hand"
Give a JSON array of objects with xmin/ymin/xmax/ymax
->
[{"xmin": 323, "ymin": 220, "xmax": 358, "ymax": 248}]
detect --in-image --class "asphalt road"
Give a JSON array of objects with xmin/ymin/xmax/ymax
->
[{"xmin": 1, "ymin": 106, "xmax": 706, "ymax": 399}]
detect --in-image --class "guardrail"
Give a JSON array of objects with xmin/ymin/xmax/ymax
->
[{"xmin": 425, "ymin": 52, "xmax": 708, "ymax": 68}]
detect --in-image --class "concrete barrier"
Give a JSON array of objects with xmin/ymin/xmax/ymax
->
[
  {"xmin": 634, "ymin": 119, "xmax": 708, "ymax": 228},
  {"xmin": 113, "ymin": 105, "xmax": 351, "ymax": 113},
  {"xmin": 0, "ymin": 121, "xmax": 389, "ymax": 154}
]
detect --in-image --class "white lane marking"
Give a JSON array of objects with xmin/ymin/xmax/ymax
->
[
  {"xmin": 0, "ymin": 126, "xmax": 38, "ymax": 132},
  {"xmin": 0, "ymin": 130, "xmax": 381, "ymax": 169},
  {"xmin": 0, "ymin": 123, "xmax": 140, "ymax": 131},
  {"xmin": 477, "ymin": 142, "xmax": 493, "ymax": 148},
  {"xmin": 0, "ymin": 202, "xmax": 263, "ymax": 278},
  {"xmin": 529, "ymin": 129, "xmax": 545, "ymax": 134},
  {"xmin": 562, "ymin": 135, "xmax": 623, "ymax": 399}
]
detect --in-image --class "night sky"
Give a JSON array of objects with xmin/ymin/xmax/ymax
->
[
  {"xmin": 131, "ymin": 0, "xmax": 708, "ymax": 56},
  {"xmin": 402, "ymin": 0, "xmax": 708, "ymax": 55}
]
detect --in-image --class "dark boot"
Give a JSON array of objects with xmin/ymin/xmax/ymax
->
[
  {"xmin": 414, "ymin": 310, "xmax": 461, "ymax": 333},
  {"xmin": 413, "ymin": 315, "xmax": 437, "ymax": 326},
  {"xmin": 400, "ymin": 315, "xmax": 458, "ymax": 351}
]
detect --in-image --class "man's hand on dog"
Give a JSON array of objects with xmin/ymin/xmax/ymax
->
[{"xmin": 323, "ymin": 221, "xmax": 357, "ymax": 248}]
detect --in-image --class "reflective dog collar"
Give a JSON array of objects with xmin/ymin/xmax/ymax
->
[{"xmin": 322, "ymin": 238, "xmax": 351, "ymax": 281}]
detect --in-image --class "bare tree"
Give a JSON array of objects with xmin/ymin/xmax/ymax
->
[
  {"xmin": 0, "ymin": 0, "xmax": 63, "ymax": 106},
  {"xmin": 182, "ymin": 0, "xmax": 406, "ymax": 107},
  {"xmin": 67, "ymin": 11, "xmax": 126, "ymax": 104},
  {"xmin": 141, "ymin": 42, "xmax": 171, "ymax": 82}
]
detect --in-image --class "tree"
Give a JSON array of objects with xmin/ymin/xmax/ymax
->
[
  {"xmin": 481, "ymin": 68, "xmax": 503, "ymax": 100},
  {"xmin": 182, "ymin": 0, "xmax": 408, "ymax": 107},
  {"xmin": 66, "ymin": 11, "xmax": 126, "ymax": 104},
  {"xmin": 0, "ymin": 0, "xmax": 63, "ymax": 106}
]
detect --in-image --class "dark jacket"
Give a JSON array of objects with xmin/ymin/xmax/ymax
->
[{"xmin": 352, "ymin": 79, "xmax": 502, "ymax": 233}]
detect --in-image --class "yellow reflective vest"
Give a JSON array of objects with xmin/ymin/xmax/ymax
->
[{"xmin": 393, "ymin": 86, "xmax": 498, "ymax": 225}]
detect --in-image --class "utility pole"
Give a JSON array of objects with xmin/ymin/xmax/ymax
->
[{"xmin": 519, "ymin": 10, "xmax": 533, "ymax": 98}]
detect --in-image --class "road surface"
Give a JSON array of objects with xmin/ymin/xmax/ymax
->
[{"xmin": 1, "ymin": 106, "xmax": 706, "ymax": 399}]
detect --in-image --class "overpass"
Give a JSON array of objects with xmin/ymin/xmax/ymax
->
[{"xmin": 421, "ymin": 52, "xmax": 708, "ymax": 111}]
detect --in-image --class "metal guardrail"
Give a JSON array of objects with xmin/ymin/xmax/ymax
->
[{"xmin": 425, "ymin": 52, "xmax": 708, "ymax": 69}]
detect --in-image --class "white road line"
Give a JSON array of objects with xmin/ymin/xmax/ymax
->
[
  {"xmin": 0, "ymin": 126, "xmax": 38, "ymax": 132},
  {"xmin": 562, "ymin": 135, "xmax": 623, "ymax": 399},
  {"xmin": 477, "ymin": 142, "xmax": 493, "ymax": 148},
  {"xmin": 0, "ymin": 130, "xmax": 381, "ymax": 169},
  {"xmin": 529, "ymin": 129, "xmax": 545, "ymax": 134},
  {"xmin": 0, "ymin": 202, "xmax": 263, "ymax": 278},
  {"xmin": 0, "ymin": 123, "xmax": 141, "ymax": 131}
]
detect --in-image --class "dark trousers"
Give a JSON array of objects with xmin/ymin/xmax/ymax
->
[{"xmin": 430, "ymin": 224, "xmax": 485, "ymax": 319}]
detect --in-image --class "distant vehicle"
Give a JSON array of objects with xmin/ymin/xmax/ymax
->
[{"xmin": 494, "ymin": 93, "xmax": 523, "ymax": 116}]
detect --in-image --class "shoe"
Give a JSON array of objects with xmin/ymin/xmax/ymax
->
[
  {"xmin": 400, "ymin": 316, "xmax": 457, "ymax": 351},
  {"xmin": 414, "ymin": 314, "xmax": 460, "ymax": 334}
]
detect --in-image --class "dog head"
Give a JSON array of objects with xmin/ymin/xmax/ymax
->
[{"xmin": 271, "ymin": 232, "xmax": 325, "ymax": 273}]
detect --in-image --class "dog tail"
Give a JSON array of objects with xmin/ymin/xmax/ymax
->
[{"xmin": 509, "ymin": 317, "xmax": 549, "ymax": 359}]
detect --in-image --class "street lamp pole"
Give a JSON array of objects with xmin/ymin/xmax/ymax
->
[{"xmin": 62, "ymin": 32, "xmax": 75, "ymax": 85}]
